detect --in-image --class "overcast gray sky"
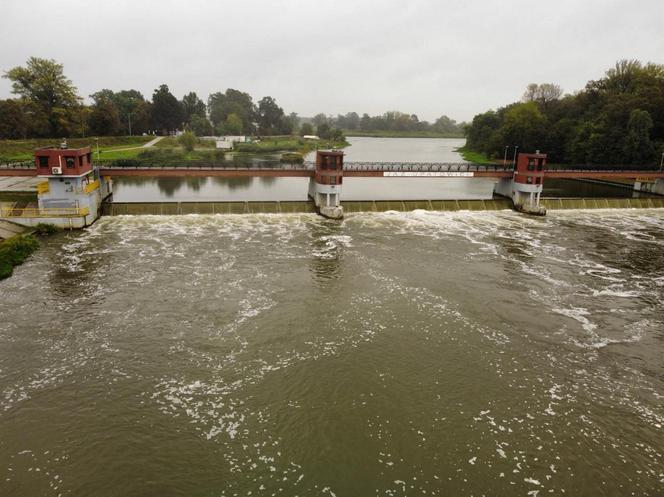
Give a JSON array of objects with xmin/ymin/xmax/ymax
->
[{"xmin": 1, "ymin": 0, "xmax": 662, "ymax": 122}]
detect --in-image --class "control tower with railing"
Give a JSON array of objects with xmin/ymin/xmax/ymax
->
[
  {"xmin": 29, "ymin": 143, "xmax": 111, "ymax": 227},
  {"xmin": 308, "ymin": 150, "xmax": 344, "ymax": 219}
]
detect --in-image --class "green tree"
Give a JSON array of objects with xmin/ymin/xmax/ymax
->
[
  {"xmin": 317, "ymin": 122, "xmax": 331, "ymax": 139},
  {"xmin": 0, "ymin": 99, "xmax": 27, "ymax": 139},
  {"xmin": 178, "ymin": 131, "xmax": 197, "ymax": 152},
  {"xmin": 88, "ymin": 94, "xmax": 121, "ymax": 136},
  {"xmin": 433, "ymin": 115, "xmax": 460, "ymax": 134},
  {"xmin": 181, "ymin": 92, "xmax": 206, "ymax": 125},
  {"xmin": 224, "ymin": 113, "xmax": 243, "ymax": 135},
  {"xmin": 151, "ymin": 84, "xmax": 183, "ymax": 133},
  {"xmin": 299, "ymin": 122, "xmax": 314, "ymax": 136},
  {"xmin": 3, "ymin": 57, "xmax": 81, "ymax": 137},
  {"xmin": 208, "ymin": 89, "xmax": 255, "ymax": 134},
  {"xmin": 257, "ymin": 96, "xmax": 285, "ymax": 135},
  {"xmin": 623, "ymin": 109, "xmax": 655, "ymax": 164},
  {"xmin": 191, "ymin": 114, "xmax": 214, "ymax": 136},
  {"xmin": 312, "ymin": 113, "xmax": 329, "ymax": 128}
]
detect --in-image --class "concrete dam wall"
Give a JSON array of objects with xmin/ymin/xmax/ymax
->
[{"xmin": 102, "ymin": 197, "xmax": 664, "ymax": 216}]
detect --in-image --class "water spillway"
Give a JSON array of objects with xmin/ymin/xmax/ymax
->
[{"xmin": 101, "ymin": 196, "xmax": 664, "ymax": 216}]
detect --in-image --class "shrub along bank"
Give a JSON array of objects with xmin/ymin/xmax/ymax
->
[{"xmin": 0, "ymin": 234, "xmax": 39, "ymax": 280}]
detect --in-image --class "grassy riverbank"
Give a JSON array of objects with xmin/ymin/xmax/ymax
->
[
  {"xmin": 234, "ymin": 136, "xmax": 348, "ymax": 154},
  {"xmin": 456, "ymin": 146, "xmax": 495, "ymax": 164},
  {"xmin": 344, "ymin": 130, "xmax": 464, "ymax": 139},
  {"xmin": 0, "ymin": 136, "xmax": 154, "ymax": 162},
  {"xmin": 0, "ymin": 234, "xmax": 39, "ymax": 280}
]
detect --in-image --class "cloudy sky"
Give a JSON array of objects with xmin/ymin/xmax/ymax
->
[{"xmin": 1, "ymin": 0, "xmax": 662, "ymax": 122}]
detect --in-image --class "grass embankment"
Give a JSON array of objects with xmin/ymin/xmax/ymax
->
[
  {"xmin": 234, "ymin": 136, "xmax": 348, "ymax": 154},
  {"xmin": 455, "ymin": 146, "xmax": 496, "ymax": 164},
  {"xmin": 100, "ymin": 136, "xmax": 349, "ymax": 166},
  {"xmin": 343, "ymin": 130, "xmax": 464, "ymax": 139},
  {"xmin": 0, "ymin": 136, "xmax": 153, "ymax": 162},
  {"xmin": 0, "ymin": 234, "xmax": 39, "ymax": 280}
]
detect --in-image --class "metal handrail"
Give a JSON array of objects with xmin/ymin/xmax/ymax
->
[{"xmin": 0, "ymin": 207, "xmax": 90, "ymax": 218}]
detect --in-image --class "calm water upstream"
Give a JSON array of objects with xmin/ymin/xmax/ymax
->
[
  {"xmin": 1, "ymin": 209, "xmax": 663, "ymax": 496},
  {"xmin": 111, "ymin": 137, "xmax": 644, "ymax": 203}
]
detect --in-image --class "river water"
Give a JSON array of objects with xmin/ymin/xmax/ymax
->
[
  {"xmin": 1, "ymin": 209, "xmax": 663, "ymax": 496},
  {"xmin": 110, "ymin": 137, "xmax": 643, "ymax": 203}
]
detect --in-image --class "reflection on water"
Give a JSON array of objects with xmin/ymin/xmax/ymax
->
[
  {"xmin": 110, "ymin": 138, "xmax": 653, "ymax": 202},
  {"xmin": 542, "ymin": 178, "xmax": 647, "ymax": 198},
  {"xmin": 112, "ymin": 176, "xmax": 648, "ymax": 203}
]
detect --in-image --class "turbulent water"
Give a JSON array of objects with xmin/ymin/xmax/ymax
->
[{"xmin": 0, "ymin": 209, "xmax": 663, "ymax": 496}]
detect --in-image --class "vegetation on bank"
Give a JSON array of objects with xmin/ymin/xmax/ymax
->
[
  {"xmin": 464, "ymin": 60, "xmax": 664, "ymax": 166},
  {"xmin": 97, "ymin": 135, "xmax": 348, "ymax": 167},
  {"xmin": 234, "ymin": 136, "xmax": 348, "ymax": 154},
  {"xmin": 456, "ymin": 146, "xmax": 494, "ymax": 164},
  {"xmin": 0, "ymin": 234, "xmax": 39, "ymax": 280},
  {"xmin": 309, "ymin": 111, "xmax": 464, "ymax": 136},
  {"xmin": 344, "ymin": 129, "xmax": 464, "ymax": 138},
  {"xmin": 0, "ymin": 136, "xmax": 153, "ymax": 162}
]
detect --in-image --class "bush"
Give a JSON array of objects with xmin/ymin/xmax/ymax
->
[
  {"xmin": 33, "ymin": 223, "xmax": 59, "ymax": 236},
  {"xmin": 0, "ymin": 234, "xmax": 39, "ymax": 280},
  {"xmin": 178, "ymin": 131, "xmax": 197, "ymax": 152},
  {"xmin": 280, "ymin": 152, "xmax": 304, "ymax": 163}
]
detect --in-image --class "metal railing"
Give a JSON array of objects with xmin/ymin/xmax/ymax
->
[
  {"xmin": 342, "ymin": 162, "xmax": 513, "ymax": 172},
  {"xmin": 2, "ymin": 157, "xmax": 663, "ymax": 175},
  {"xmin": 0, "ymin": 206, "xmax": 90, "ymax": 218},
  {"xmin": 0, "ymin": 160, "xmax": 34, "ymax": 169}
]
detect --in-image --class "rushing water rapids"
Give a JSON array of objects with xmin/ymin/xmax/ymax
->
[{"xmin": 0, "ymin": 209, "xmax": 663, "ymax": 496}]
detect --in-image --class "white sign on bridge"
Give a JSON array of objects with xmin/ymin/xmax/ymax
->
[{"xmin": 383, "ymin": 172, "xmax": 475, "ymax": 177}]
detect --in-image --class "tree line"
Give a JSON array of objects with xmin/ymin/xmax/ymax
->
[
  {"xmin": 303, "ymin": 111, "xmax": 463, "ymax": 135},
  {"xmin": 0, "ymin": 57, "xmax": 302, "ymax": 139},
  {"xmin": 464, "ymin": 60, "xmax": 664, "ymax": 165}
]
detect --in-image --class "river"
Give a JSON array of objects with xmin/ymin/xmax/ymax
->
[
  {"xmin": 1, "ymin": 209, "xmax": 663, "ymax": 496},
  {"xmin": 110, "ymin": 137, "xmax": 644, "ymax": 202}
]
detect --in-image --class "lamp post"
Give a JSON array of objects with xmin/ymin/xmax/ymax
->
[
  {"xmin": 512, "ymin": 145, "xmax": 519, "ymax": 168},
  {"xmin": 95, "ymin": 138, "xmax": 100, "ymax": 160},
  {"xmin": 127, "ymin": 113, "xmax": 132, "ymax": 136},
  {"xmin": 503, "ymin": 146, "xmax": 508, "ymax": 166},
  {"xmin": 660, "ymin": 151, "xmax": 663, "ymax": 172}
]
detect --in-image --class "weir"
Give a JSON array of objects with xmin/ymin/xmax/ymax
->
[
  {"xmin": 2, "ymin": 147, "xmax": 664, "ymax": 227},
  {"xmin": 101, "ymin": 197, "xmax": 664, "ymax": 216}
]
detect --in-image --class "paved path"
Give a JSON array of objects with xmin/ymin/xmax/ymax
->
[
  {"xmin": 110, "ymin": 136, "xmax": 165, "ymax": 152},
  {"xmin": 0, "ymin": 176, "xmax": 42, "ymax": 192},
  {"xmin": 142, "ymin": 136, "xmax": 164, "ymax": 148},
  {"xmin": 0, "ymin": 219, "xmax": 27, "ymax": 240}
]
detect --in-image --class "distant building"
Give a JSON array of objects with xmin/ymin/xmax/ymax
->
[
  {"xmin": 303, "ymin": 135, "xmax": 320, "ymax": 140},
  {"xmin": 215, "ymin": 136, "xmax": 248, "ymax": 150}
]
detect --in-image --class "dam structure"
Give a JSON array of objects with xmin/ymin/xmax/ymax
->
[
  {"xmin": 0, "ymin": 144, "xmax": 111, "ymax": 228},
  {"xmin": 1, "ymin": 147, "xmax": 664, "ymax": 226}
]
